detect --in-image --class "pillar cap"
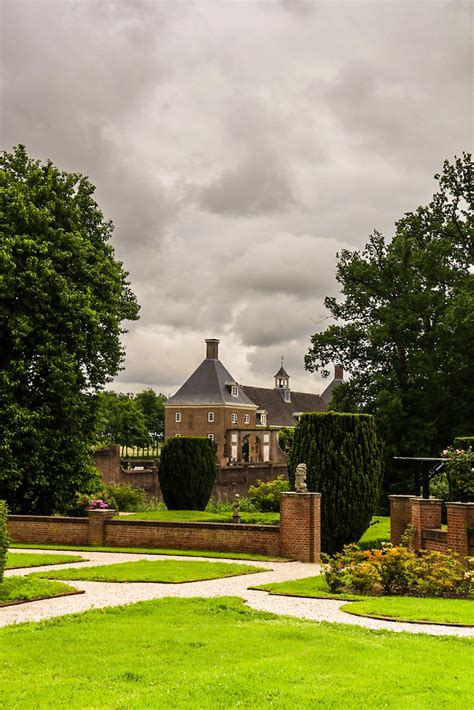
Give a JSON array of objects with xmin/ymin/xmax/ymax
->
[
  {"xmin": 281, "ymin": 491, "xmax": 321, "ymax": 498},
  {"xmin": 445, "ymin": 501, "xmax": 474, "ymax": 507},
  {"xmin": 409, "ymin": 497, "xmax": 443, "ymax": 504}
]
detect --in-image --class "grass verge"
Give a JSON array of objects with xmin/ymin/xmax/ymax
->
[
  {"xmin": 341, "ymin": 596, "xmax": 474, "ymax": 627},
  {"xmin": 251, "ymin": 574, "xmax": 363, "ymax": 601},
  {"xmin": 0, "ymin": 597, "xmax": 472, "ymax": 709},
  {"xmin": 10, "ymin": 543, "xmax": 283, "ymax": 562},
  {"xmin": 0, "ymin": 575, "xmax": 80, "ymax": 607},
  {"xmin": 35, "ymin": 559, "xmax": 265, "ymax": 583},
  {"xmin": 117, "ymin": 509, "xmax": 280, "ymax": 525},
  {"xmin": 5, "ymin": 552, "xmax": 86, "ymax": 569}
]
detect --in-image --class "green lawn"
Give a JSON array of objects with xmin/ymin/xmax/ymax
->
[
  {"xmin": 5, "ymin": 552, "xmax": 86, "ymax": 569},
  {"xmin": 252, "ymin": 574, "xmax": 363, "ymax": 601},
  {"xmin": 358, "ymin": 516, "xmax": 391, "ymax": 548},
  {"xmin": 118, "ymin": 509, "xmax": 280, "ymax": 525},
  {"xmin": 0, "ymin": 575, "xmax": 79, "ymax": 606},
  {"xmin": 36, "ymin": 559, "xmax": 265, "ymax": 583},
  {"xmin": 0, "ymin": 597, "xmax": 472, "ymax": 709},
  {"xmin": 10, "ymin": 543, "xmax": 283, "ymax": 562},
  {"xmin": 341, "ymin": 596, "xmax": 474, "ymax": 626}
]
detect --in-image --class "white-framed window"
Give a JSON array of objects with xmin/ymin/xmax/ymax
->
[
  {"xmin": 208, "ymin": 433, "xmax": 214, "ymax": 441},
  {"xmin": 208, "ymin": 411, "xmax": 214, "ymax": 423},
  {"xmin": 174, "ymin": 433, "xmax": 180, "ymax": 437},
  {"xmin": 244, "ymin": 414, "xmax": 250, "ymax": 424},
  {"xmin": 231, "ymin": 413, "xmax": 238, "ymax": 424},
  {"xmin": 231, "ymin": 385, "xmax": 238, "ymax": 397},
  {"xmin": 260, "ymin": 413, "xmax": 267, "ymax": 425},
  {"xmin": 175, "ymin": 412, "xmax": 181, "ymax": 423}
]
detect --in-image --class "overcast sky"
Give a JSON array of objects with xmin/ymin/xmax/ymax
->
[{"xmin": 1, "ymin": 0, "xmax": 472, "ymax": 396}]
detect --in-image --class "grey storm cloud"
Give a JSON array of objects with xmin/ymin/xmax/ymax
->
[{"xmin": 1, "ymin": 0, "xmax": 471, "ymax": 396}]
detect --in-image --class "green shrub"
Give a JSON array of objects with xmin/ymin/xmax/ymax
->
[
  {"xmin": 0, "ymin": 500, "xmax": 10, "ymax": 582},
  {"xmin": 278, "ymin": 427, "xmax": 294, "ymax": 454},
  {"xmin": 248, "ymin": 475, "xmax": 289, "ymax": 512},
  {"xmin": 159, "ymin": 437, "xmax": 217, "ymax": 510},
  {"xmin": 322, "ymin": 544, "xmax": 473, "ymax": 598},
  {"xmin": 453, "ymin": 436, "xmax": 474, "ymax": 448},
  {"xmin": 103, "ymin": 483, "xmax": 147, "ymax": 512},
  {"xmin": 289, "ymin": 412, "xmax": 382, "ymax": 554}
]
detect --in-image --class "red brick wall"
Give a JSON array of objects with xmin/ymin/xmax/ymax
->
[
  {"xmin": 104, "ymin": 520, "xmax": 281, "ymax": 556},
  {"xmin": 93, "ymin": 445, "xmax": 121, "ymax": 483},
  {"xmin": 389, "ymin": 495, "xmax": 412, "ymax": 545},
  {"xmin": 279, "ymin": 492, "xmax": 321, "ymax": 563},
  {"xmin": 7, "ymin": 490, "xmax": 321, "ymax": 562},
  {"xmin": 422, "ymin": 529, "xmax": 448, "ymax": 554},
  {"xmin": 390, "ymin": 497, "xmax": 474, "ymax": 560},
  {"xmin": 409, "ymin": 498, "xmax": 442, "ymax": 549},
  {"xmin": 8, "ymin": 515, "xmax": 89, "ymax": 546}
]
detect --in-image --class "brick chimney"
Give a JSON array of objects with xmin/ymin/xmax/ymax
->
[
  {"xmin": 205, "ymin": 338, "xmax": 220, "ymax": 359},
  {"xmin": 334, "ymin": 364, "xmax": 344, "ymax": 380}
]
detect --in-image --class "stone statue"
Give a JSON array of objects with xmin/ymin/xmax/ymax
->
[
  {"xmin": 295, "ymin": 463, "xmax": 308, "ymax": 492},
  {"xmin": 232, "ymin": 493, "xmax": 241, "ymax": 523}
]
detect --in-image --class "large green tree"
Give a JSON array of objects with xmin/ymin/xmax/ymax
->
[
  {"xmin": 134, "ymin": 388, "xmax": 167, "ymax": 443},
  {"xmin": 305, "ymin": 154, "xmax": 473, "ymax": 497},
  {"xmin": 0, "ymin": 146, "xmax": 139, "ymax": 513},
  {"xmin": 95, "ymin": 392, "xmax": 150, "ymax": 447}
]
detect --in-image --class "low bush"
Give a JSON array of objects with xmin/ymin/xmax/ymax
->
[
  {"xmin": 248, "ymin": 475, "xmax": 289, "ymax": 512},
  {"xmin": 322, "ymin": 544, "xmax": 473, "ymax": 598},
  {"xmin": 0, "ymin": 500, "xmax": 10, "ymax": 581},
  {"xmin": 103, "ymin": 483, "xmax": 147, "ymax": 512}
]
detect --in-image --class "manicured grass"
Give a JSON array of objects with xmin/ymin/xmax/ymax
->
[
  {"xmin": 0, "ymin": 597, "xmax": 472, "ymax": 709},
  {"xmin": 341, "ymin": 596, "xmax": 474, "ymax": 626},
  {"xmin": 10, "ymin": 543, "xmax": 283, "ymax": 562},
  {"xmin": 5, "ymin": 552, "xmax": 86, "ymax": 569},
  {"xmin": 252, "ymin": 574, "xmax": 363, "ymax": 601},
  {"xmin": 118, "ymin": 509, "xmax": 280, "ymax": 525},
  {"xmin": 358, "ymin": 515, "xmax": 390, "ymax": 548},
  {"xmin": 0, "ymin": 575, "xmax": 79, "ymax": 606},
  {"xmin": 36, "ymin": 559, "xmax": 265, "ymax": 583}
]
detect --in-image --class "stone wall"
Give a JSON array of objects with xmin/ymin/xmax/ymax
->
[{"xmin": 7, "ymin": 490, "xmax": 321, "ymax": 562}]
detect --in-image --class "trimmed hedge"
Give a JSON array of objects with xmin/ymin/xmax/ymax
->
[
  {"xmin": 159, "ymin": 437, "xmax": 217, "ymax": 510},
  {"xmin": 453, "ymin": 436, "xmax": 474, "ymax": 449},
  {"xmin": 0, "ymin": 500, "xmax": 10, "ymax": 581},
  {"xmin": 288, "ymin": 412, "xmax": 382, "ymax": 554}
]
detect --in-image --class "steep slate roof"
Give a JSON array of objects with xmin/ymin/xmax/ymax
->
[
  {"xmin": 167, "ymin": 358, "xmax": 257, "ymax": 406},
  {"xmin": 320, "ymin": 376, "xmax": 344, "ymax": 404},
  {"xmin": 241, "ymin": 386, "xmax": 326, "ymax": 427}
]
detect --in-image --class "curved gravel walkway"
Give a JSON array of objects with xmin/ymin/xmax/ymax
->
[{"xmin": 2, "ymin": 548, "xmax": 473, "ymax": 637}]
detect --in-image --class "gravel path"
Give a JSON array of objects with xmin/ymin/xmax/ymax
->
[{"xmin": 2, "ymin": 548, "xmax": 473, "ymax": 637}]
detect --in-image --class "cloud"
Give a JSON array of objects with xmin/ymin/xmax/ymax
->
[
  {"xmin": 1, "ymin": 0, "xmax": 471, "ymax": 396},
  {"xmin": 198, "ymin": 151, "xmax": 296, "ymax": 216}
]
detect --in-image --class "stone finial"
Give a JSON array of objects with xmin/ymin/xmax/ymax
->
[
  {"xmin": 232, "ymin": 493, "xmax": 241, "ymax": 523},
  {"xmin": 295, "ymin": 463, "xmax": 308, "ymax": 492}
]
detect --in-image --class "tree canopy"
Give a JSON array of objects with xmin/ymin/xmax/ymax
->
[
  {"xmin": 305, "ymin": 154, "xmax": 473, "ymax": 496},
  {"xmin": 0, "ymin": 146, "xmax": 139, "ymax": 513},
  {"xmin": 96, "ymin": 389, "xmax": 166, "ymax": 446}
]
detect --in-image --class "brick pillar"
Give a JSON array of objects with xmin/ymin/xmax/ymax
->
[
  {"xmin": 279, "ymin": 492, "xmax": 321, "ymax": 563},
  {"xmin": 446, "ymin": 502, "xmax": 474, "ymax": 559},
  {"xmin": 87, "ymin": 509, "xmax": 115, "ymax": 546},
  {"xmin": 409, "ymin": 497, "xmax": 443, "ymax": 550},
  {"xmin": 388, "ymin": 495, "xmax": 412, "ymax": 545}
]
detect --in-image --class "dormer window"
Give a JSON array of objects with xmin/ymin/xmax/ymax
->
[
  {"xmin": 231, "ymin": 384, "xmax": 238, "ymax": 397},
  {"xmin": 261, "ymin": 413, "xmax": 267, "ymax": 425}
]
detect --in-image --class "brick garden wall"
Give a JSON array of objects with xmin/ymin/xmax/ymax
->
[
  {"xmin": 389, "ymin": 496, "xmax": 474, "ymax": 559},
  {"xmin": 8, "ymin": 515, "xmax": 89, "ymax": 546},
  {"xmin": 7, "ymin": 491, "xmax": 321, "ymax": 562},
  {"xmin": 104, "ymin": 519, "xmax": 281, "ymax": 556}
]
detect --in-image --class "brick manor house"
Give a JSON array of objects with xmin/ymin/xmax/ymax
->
[{"xmin": 164, "ymin": 339, "xmax": 343, "ymax": 466}]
